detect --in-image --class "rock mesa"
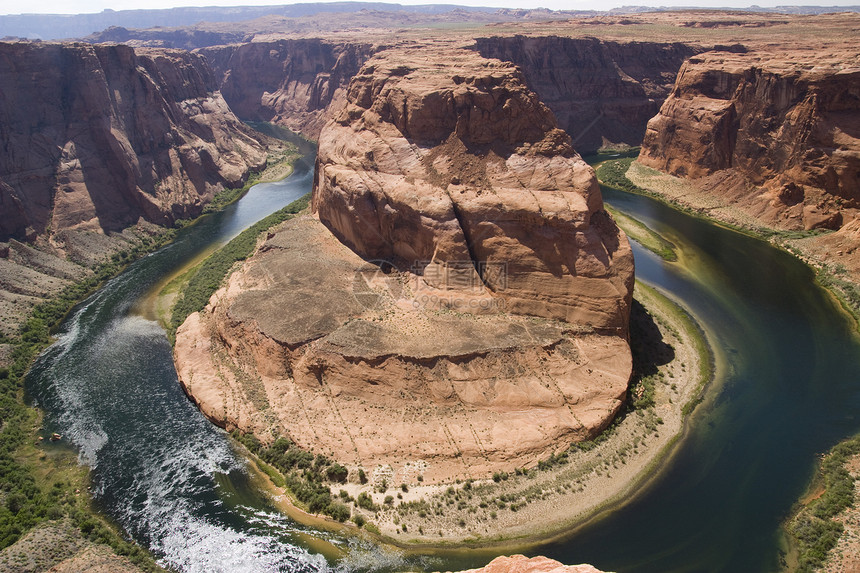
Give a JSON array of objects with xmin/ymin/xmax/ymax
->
[{"xmin": 175, "ymin": 44, "xmax": 634, "ymax": 483}]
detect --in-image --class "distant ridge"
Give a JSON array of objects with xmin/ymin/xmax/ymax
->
[
  {"xmin": 0, "ymin": 2, "xmax": 500, "ymax": 40},
  {"xmin": 3, "ymin": 2, "xmax": 859, "ymax": 41}
]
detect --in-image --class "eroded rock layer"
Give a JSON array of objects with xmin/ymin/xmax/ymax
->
[
  {"xmin": 200, "ymin": 40, "xmax": 375, "ymax": 139},
  {"xmin": 475, "ymin": 36, "xmax": 700, "ymax": 153},
  {"xmin": 314, "ymin": 43, "xmax": 634, "ymax": 332},
  {"xmin": 447, "ymin": 555, "xmax": 608, "ymax": 573},
  {"xmin": 638, "ymin": 50, "xmax": 860, "ymax": 231},
  {"xmin": 175, "ymin": 44, "xmax": 634, "ymax": 483},
  {"xmin": 0, "ymin": 41, "xmax": 270, "ymax": 242}
]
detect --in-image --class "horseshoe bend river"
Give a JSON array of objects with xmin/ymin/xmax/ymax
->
[{"xmin": 24, "ymin": 137, "xmax": 860, "ymax": 573}]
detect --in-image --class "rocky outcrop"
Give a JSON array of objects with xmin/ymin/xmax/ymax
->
[
  {"xmin": 175, "ymin": 44, "xmax": 634, "ymax": 483},
  {"xmin": 314, "ymin": 43, "xmax": 634, "ymax": 331},
  {"xmin": 446, "ymin": 555, "xmax": 608, "ymax": 573},
  {"xmin": 199, "ymin": 40, "xmax": 375, "ymax": 139},
  {"xmin": 474, "ymin": 36, "xmax": 700, "ymax": 153},
  {"xmin": 0, "ymin": 41, "xmax": 270, "ymax": 242},
  {"xmin": 638, "ymin": 50, "xmax": 860, "ymax": 231}
]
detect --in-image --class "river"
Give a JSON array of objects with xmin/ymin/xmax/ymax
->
[{"xmin": 25, "ymin": 139, "xmax": 860, "ymax": 572}]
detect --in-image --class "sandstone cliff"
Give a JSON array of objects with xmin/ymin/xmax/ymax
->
[
  {"xmin": 0, "ymin": 41, "xmax": 270, "ymax": 243},
  {"xmin": 174, "ymin": 44, "xmax": 634, "ymax": 484},
  {"xmin": 314, "ymin": 43, "xmax": 633, "ymax": 331},
  {"xmin": 446, "ymin": 555, "xmax": 608, "ymax": 573},
  {"xmin": 475, "ymin": 36, "xmax": 700, "ymax": 153},
  {"xmin": 638, "ymin": 49, "xmax": 860, "ymax": 232},
  {"xmin": 199, "ymin": 40, "xmax": 375, "ymax": 139}
]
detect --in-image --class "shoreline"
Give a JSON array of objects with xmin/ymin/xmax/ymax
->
[
  {"xmin": 602, "ymin": 156, "xmax": 860, "ymax": 571},
  {"xmin": 230, "ymin": 279, "xmax": 716, "ymax": 549},
  {"xmin": 0, "ymin": 131, "xmax": 298, "ymax": 568},
  {"xmin": 135, "ymin": 154, "xmax": 298, "ymax": 329},
  {"xmin": 620, "ymin": 159, "xmax": 860, "ymax": 329}
]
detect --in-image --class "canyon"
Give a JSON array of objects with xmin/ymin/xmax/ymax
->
[
  {"xmin": 174, "ymin": 42, "xmax": 635, "ymax": 485},
  {"xmin": 0, "ymin": 42, "xmax": 272, "ymax": 241},
  {"xmin": 635, "ymin": 46, "xmax": 860, "ymax": 299},
  {"xmin": 0, "ymin": 41, "xmax": 280, "ymax": 336},
  {"xmin": 0, "ymin": 6, "xmax": 859, "ymax": 572},
  {"xmin": 639, "ymin": 48, "xmax": 860, "ymax": 231}
]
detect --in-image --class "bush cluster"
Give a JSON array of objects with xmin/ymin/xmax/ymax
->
[
  {"xmin": 790, "ymin": 434, "xmax": 860, "ymax": 572},
  {"xmin": 594, "ymin": 158, "xmax": 640, "ymax": 194},
  {"xmin": 231, "ymin": 432, "xmax": 351, "ymax": 522}
]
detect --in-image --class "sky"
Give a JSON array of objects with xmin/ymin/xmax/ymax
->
[{"xmin": 0, "ymin": 0, "xmax": 857, "ymax": 15}]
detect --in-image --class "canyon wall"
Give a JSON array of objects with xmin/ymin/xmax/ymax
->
[
  {"xmin": 175, "ymin": 44, "xmax": 634, "ymax": 483},
  {"xmin": 0, "ymin": 41, "xmax": 270, "ymax": 243},
  {"xmin": 638, "ymin": 50, "xmax": 860, "ymax": 231},
  {"xmin": 196, "ymin": 36, "xmax": 696, "ymax": 152},
  {"xmin": 475, "ymin": 36, "xmax": 700, "ymax": 153},
  {"xmin": 199, "ymin": 39, "xmax": 375, "ymax": 139}
]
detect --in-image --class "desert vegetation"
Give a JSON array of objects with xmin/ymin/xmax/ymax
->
[
  {"xmin": 0, "ymin": 231, "xmax": 174, "ymax": 569},
  {"xmin": 789, "ymin": 434, "xmax": 860, "ymax": 572}
]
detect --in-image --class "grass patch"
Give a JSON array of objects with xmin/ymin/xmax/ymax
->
[
  {"xmin": 169, "ymin": 193, "xmax": 310, "ymax": 340},
  {"xmin": 789, "ymin": 433, "xmax": 860, "ymax": 572},
  {"xmin": 604, "ymin": 204, "xmax": 677, "ymax": 262}
]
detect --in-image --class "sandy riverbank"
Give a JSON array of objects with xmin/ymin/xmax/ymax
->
[
  {"xmin": 238, "ymin": 279, "xmax": 712, "ymax": 547},
  {"xmin": 134, "ymin": 154, "xmax": 297, "ymax": 327}
]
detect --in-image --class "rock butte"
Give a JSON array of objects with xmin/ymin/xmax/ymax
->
[{"xmin": 174, "ymin": 43, "xmax": 635, "ymax": 483}]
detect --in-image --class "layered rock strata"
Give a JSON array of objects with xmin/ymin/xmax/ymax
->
[
  {"xmin": 475, "ymin": 36, "xmax": 700, "ymax": 153},
  {"xmin": 175, "ymin": 45, "xmax": 634, "ymax": 483},
  {"xmin": 0, "ymin": 41, "xmax": 270, "ymax": 242},
  {"xmin": 638, "ymin": 50, "xmax": 860, "ymax": 232},
  {"xmin": 314, "ymin": 43, "xmax": 634, "ymax": 332},
  {"xmin": 199, "ymin": 40, "xmax": 375, "ymax": 139}
]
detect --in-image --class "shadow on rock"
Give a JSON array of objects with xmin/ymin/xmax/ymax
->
[{"xmin": 629, "ymin": 298, "xmax": 675, "ymax": 379}]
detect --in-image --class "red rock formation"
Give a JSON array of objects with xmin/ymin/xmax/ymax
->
[
  {"xmin": 313, "ymin": 43, "xmax": 634, "ymax": 332},
  {"xmin": 200, "ymin": 39, "xmax": 375, "ymax": 139},
  {"xmin": 446, "ymin": 555, "xmax": 608, "ymax": 573},
  {"xmin": 174, "ymin": 44, "xmax": 634, "ymax": 484},
  {"xmin": 0, "ymin": 41, "xmax": 269, "ymax": 242},
  {"xmin": 475, "ymin": 36, "xmax": 700, "ymax": 153},
  {"xmin": 639, "ymin": 50, "xmax": 860, "ymax": 231}
]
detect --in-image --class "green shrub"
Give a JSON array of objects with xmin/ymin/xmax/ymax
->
[
  {"xmin": 356, "ymin": 492, "xmax": 376, "ymax": 511},
  {"xmin": 790, "ymin": 434, "xmax": 860, "ymax": 572},
  {"xmin": 325, "ymin": 464, "xmax": 348, "ymax": 483}
]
